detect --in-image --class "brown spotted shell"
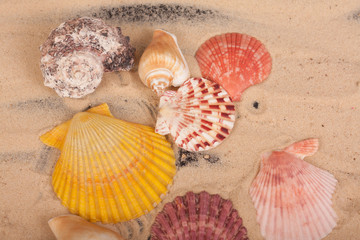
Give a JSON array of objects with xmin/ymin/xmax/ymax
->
[
  {"xmin": 40, "ymin": 17, "xmax": 135, "ymax": 98},
  {"xmin": 155, "ymin": 77, "xmax": 236, "ymax": 152}
]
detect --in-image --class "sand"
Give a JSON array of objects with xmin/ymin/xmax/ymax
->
[{"xmin": 0, "ymin": 0, "xmax": 359, "ymax": 239}]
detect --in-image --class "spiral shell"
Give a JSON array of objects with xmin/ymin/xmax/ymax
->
[
  {"xmin": 138, "ymin": 29, "xmax": 190, "ymax": 96},
  {"xmin": 40, "ymin": 17, "xmax": 135, "ymax": 98}
]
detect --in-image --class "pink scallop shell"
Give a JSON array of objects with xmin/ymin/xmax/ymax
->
[
  {"xmin": 195, "ymin": 33, "xmax": 272, "ymax": 101},
  {"xmin": 155, "ymin": 77, "xmax": 236, "ymax": 152},
  {"xmin": 250, "ymin": 139, "xmax": 337, "ymax": 240},
  {"xmin": 151, "ymin": 191, "xmax": 248, "ymax": 240}
]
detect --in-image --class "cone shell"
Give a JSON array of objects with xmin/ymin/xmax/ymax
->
[
  {"xmin": 155, "ymin": 77, "xmax": 236, "ymax": 152},
  {"xmin": 48, "ymin": 215, "xmax": 125, "ymax": 240},
  {"xmin": 138, "ymin": 29, "xmax": 190, "ymax": 96},
  {"xmin": 249, "ymin": 139, "xmax": 337, "ymax": 240},
  {"xmin": 40, "ymin": 103, "xmax": 176, "ymax": 223},
  {"xmin": 195, "ymin": 33, "xmax": 272, "ymax": 101},
  {"xmin": 151, "ymin": 191, "xmax": 248, "ymax": 240}
]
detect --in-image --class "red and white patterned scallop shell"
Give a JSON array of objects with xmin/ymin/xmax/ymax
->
[{"xmin": 155, "ymin": 77, "xmax": 236, "ymax": 152}]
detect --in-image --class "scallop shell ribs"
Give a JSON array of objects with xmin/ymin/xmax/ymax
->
[
  {"xmin": 155, "ymin": 77, "xmax": 236, "ymax": 152},
  {"xmin": 151, "ymin": 191, "xmax": 248, "ymax": 240},
  {"xmin": 40, "ymin": 17, "xmax": 135, "ymax": 98},
  {"xmin": 40, "ymin": 103, "xmax": 176, "ymax": 223},
  {"xmin": 196, "ymin": 33, "xmax": 272, "ymax": 101},
  {"xmin": 250, "ymin": 139, "xmax": 337, "ymax": 240}
]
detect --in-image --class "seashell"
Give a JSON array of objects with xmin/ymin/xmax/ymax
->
[
  {"xmin": 138, "ymin": 29, "xmax": 190, "ymax": 96},
  {"xmin": 151, "ymin": 191, "xmax": 248, "ymax": 240},
  {"xmin": 195, "ymin": 33, "xmax": 272, "ymax": 101},
  {"xmin": 155, "ymin": 77, "xmax": 235, "ymax": 152},
  {"xmin": 40, "ymin": 17, "xmax": 136, "ymax": 98},
  {"xmin": 40, "ymin": 103, "xmax": 176, "ymax": 223},
  {"xmin": 48, "ymin": 214, "xmax": 125, "ymax": 240},
  {"xmin": 249, "ymin": 139, "xmax": 337, "ymax": 240}
]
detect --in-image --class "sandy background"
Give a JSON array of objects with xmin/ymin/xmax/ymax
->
[{"xmin": 1, "ymin": 0, "xmax": 360, "ymax": 239}]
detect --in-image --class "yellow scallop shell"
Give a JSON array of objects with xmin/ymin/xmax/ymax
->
[{"xmin": 40, "ymin": 103, "xmax": 176, "ymax": 223}]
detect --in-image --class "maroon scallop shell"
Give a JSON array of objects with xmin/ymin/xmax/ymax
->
[{"xmin": 151, "ymin": 191, "xmax": 248, "ymax": 240}]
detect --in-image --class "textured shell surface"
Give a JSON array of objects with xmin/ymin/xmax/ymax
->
[
  {"xmin": 40, "ymin": 103, "xmax": 176, "ymax": 223},
  {"xmin": 138, "ymin": 29, "xmax": 190, "ymax": 96},
  {"xmin": 155, "ymin": 77, "xmax": 235, "ymax": 152},
  {"xmin": 195, "ymin": 32, "xmax": 272, "ymax": 101},
  {"xmin": 249, "ymin": 139, "xmax": 337, "ymax": 240},
  {"xmin": 48, "ymin": 215, "xmax": 125, "ymax": 240},
  {"xmin": 40, "ymin": 17, "xmax": 135, "ymax": 98},
  {"xmin": 151, "ymin": 191, "xmax": 248, "ymax": 240}
]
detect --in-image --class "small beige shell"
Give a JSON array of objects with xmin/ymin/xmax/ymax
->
[
  {"xmin": 48, "ymin": 215, "xmax": 125, "ymax": 240},
  {"xmin": 138, "ymin": 29, "xmax": 190, "ymax": 96}
]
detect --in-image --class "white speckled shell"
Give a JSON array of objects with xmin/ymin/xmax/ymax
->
[
  {"xmin": 40, "ymin": 17, "xmax": 135, "ymax": 98},
  {"xmin": 155, "ymin": 77, "xmax": 236, "ymax": 152},
  {"xmin": 138, "ymin": 29, "xmax": 190, "ymax": 96}
]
